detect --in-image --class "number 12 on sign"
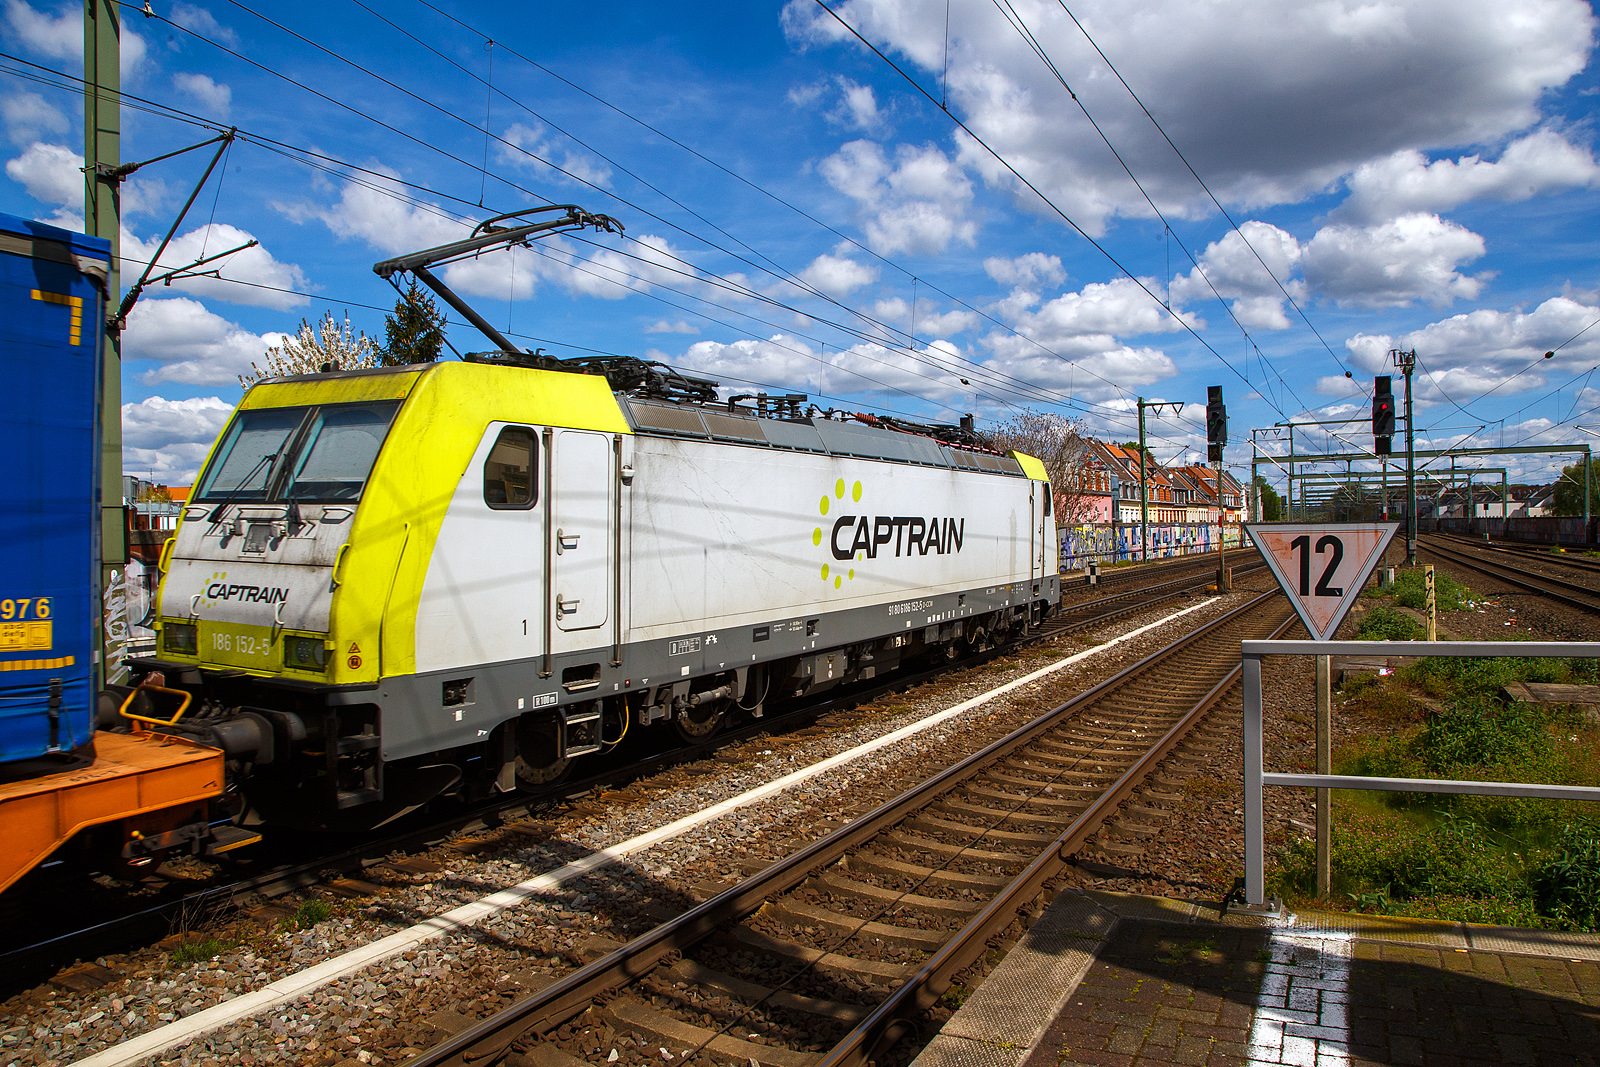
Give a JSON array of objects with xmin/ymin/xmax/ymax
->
[{"xmin": 1290, "ymin": 534, "xmax": 1344, "ymax": 598}]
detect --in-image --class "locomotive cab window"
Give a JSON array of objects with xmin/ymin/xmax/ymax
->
[
  {"xmin": 196, "ymin": 400, "xmax": 401, "ymax": 505},
  {"xmin": 283, "ymin": 402, "xmax": 401, "ymax": 502},
  {"xmin": 484, "ymin": 426, "xmax": 537, "ymax": 509}
]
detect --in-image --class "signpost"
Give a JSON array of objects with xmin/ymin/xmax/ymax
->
[
  {"xmin": 1244, "ymin": 522, "xmax": 1399, "ymax": 897},
  {"xmin": 1246, "ymin": 523, "xmax": 1399, "ymax": 641}
]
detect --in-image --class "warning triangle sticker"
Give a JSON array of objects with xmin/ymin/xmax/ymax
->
[
  {"xmin": 1245, "ymin": 523, "xmax": 1399, "ymax": 640},
  {"xmin": 348, "ymin": 642, "xmax": 361, "ymax": 653}
]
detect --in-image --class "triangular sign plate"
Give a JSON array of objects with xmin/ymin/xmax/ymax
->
[{"xmin": 1245, "ymin": 523, "xmax": 1399, "ymax": 640}]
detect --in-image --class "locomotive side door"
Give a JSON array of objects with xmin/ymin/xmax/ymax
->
[
  {"xmin": 550, "ymin": 429, "xmax": 613, "ymax": 636},
  {"xmin": 1037, "ymin": 481, "xmax": 1050, "ymax": 578}
]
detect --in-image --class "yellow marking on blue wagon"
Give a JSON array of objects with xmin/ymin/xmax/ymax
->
[
  {"xmin": 0, "ymin": 621, "xmax": 52, "ymax": 651},
  {"xmin": 30, "ymin": 289, "xmax": 83, "ymax": 346},
  {"xmin": 0, "ymin": 655, "xmax": 73, "ymax": 671}
]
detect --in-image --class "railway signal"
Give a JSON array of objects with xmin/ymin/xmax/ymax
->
[
  {"xmin": 1206, "ymin": 386, "xmax": 1227, "ymax": 462},
  {"xmin": 1372, "ymin": 375, "xmax": 1395, "ymax": 455}
]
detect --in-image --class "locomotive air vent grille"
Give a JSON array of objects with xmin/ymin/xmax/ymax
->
[
  {"xmin": 1000, "ymin": 456, "xmax": 1024, "ymax": 474},
  {"xmin": 701, "ymin": 412, "xmax": 767, "ymax": 442},
  {"xmin": 631, "ymin": 403, "xmax": 707, "ymax": 435},
  {"xmin": 971, "ymin": 452, "xmax": 1003, "ymax": 471}
]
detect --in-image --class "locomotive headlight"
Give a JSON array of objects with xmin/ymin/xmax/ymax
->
[
  {"xmin": 283, "ymin": 635, "xmax": 327, "ymax": 672},
  {"xmin": 163, "ymin": 622, "xmax": 198, "ymax": 655}
]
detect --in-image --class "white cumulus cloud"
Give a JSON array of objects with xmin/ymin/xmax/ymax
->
[
  {"xmin": 983, "ymin": 253, "xmax": 1066, "ymax": 290},
  {"xmin": 121, "ymin": 223, "xmax": 308, "ymax": 310},
  {"xmin": 819, "ymin": 139, "xmax": 977, "ymax": 255},
  {"xmin": 1340, "ymin": 295, "xmax": 1600, "ymax": 401},
  {"xmin": 6, "ymin": 141, "xmax": 164, "ymax": 217},
  {"xmin": 1169, "ymin": 221, "xmax": 1306, "ymax": 329},
  {"xmin": 799, "ymin": 252, "xmax": 879, "ymax": 298},
  {"xmin": 1338, "ymin": 129, "xmax": 1600, "ymax": 222},
  {"xmin": 1, "ymin": 91, "xmax": 67, "ymax": 146},
  {"xmin": 6, "ymin": 0, "xmax": 146, "ymax": 73},
  {"xmin": 121, "ymin": 394, "xmax": 235, "ymax": 483},
  {"xmin": 498, "ymin": 122, "xmax": 612, "ymax": 188},
  {"xmin": 1303, "ymin": 213, "xmax": 1488, "ymax": 308},
  {"xmin": 172, "ymin": 72, "xmax": 231, "ymax": 117},
  {"xmin": 784, "ymin": 0, "xmax": 1596, "ymax": 233},
  {"xmin": 122, "ymin": 297, "xmax": 286, "ymax": 387}
]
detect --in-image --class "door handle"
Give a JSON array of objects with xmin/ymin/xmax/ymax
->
[
  {"xmin": 556, "ymin": 595, "xmax": 580, "ymax": 616},
  {"xmin": 556, "ymin": 528, "xmax": 581, "ymax": 555}
]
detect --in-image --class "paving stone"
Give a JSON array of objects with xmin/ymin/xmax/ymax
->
[{"xmin": 922, "ymin": 891, "xmax": 1600, "ymax": 1067}]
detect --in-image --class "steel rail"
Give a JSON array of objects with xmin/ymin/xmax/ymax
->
[
  {"xmin": 412, "ymin": 588, "xmax": 1287, "ymax": 1067},
  {"xmin": 1059, "ymin": 547, "xmax": 1260, "ymax": 593},
  {"xmin": 820, "ymin": 603, "xmax": 1296, "ymax": 1067},
  {"xmin": 1426, "ymin": 532, "xmax": 1600, "ymax": 576},
  {"xmin": 1420, "ymin": 538, "xmax": 1600, "ymax": 615},
  {"xmin": 2, "ymin": 562, "xmax": 1244, "ymax": 979}
]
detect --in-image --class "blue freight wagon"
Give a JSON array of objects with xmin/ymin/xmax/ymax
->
[{"xmin": 0, "ymin": 212, "xmax": 110, "ymax": 767}]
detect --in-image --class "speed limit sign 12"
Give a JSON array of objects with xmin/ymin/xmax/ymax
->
[{"xmin": 1245, "ymin": 523, "xmax": 1399, "ymax": 639}]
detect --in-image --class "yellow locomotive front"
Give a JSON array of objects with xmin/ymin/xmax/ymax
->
[
  {"xmin": 154, "ymin": 369, "xmax": 419, "ymax": 690},
  {"xmin": 140, "ymin": 360, "xmax": 629, "ymax": 829}
]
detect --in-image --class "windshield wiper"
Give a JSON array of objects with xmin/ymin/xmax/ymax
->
[{"xmin": 206, "ymin": 450, "xmax": 280, "ymax": 525}]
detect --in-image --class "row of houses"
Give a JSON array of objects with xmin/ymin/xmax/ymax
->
[{"xmin": 1065, "ymin": 441, "xmax": 1245, "ymax": 526}]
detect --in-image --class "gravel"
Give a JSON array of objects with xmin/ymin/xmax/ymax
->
[{"xmin": 3, "ymin": 587, "xmax": 1258, "ymax": 1067}]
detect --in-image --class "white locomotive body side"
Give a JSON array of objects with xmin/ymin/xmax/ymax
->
[{"xmin": 624, "ymin": 434, "xmax": 1042, "ymax": 639}]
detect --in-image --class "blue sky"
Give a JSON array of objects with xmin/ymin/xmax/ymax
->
[{"xmin": 4, "ymin": 0, "xmax": 1600, "ymax": 492}]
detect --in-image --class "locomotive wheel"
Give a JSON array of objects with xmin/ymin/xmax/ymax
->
[
  {"xmin": 673, "ymin": 704, "xmax": 724, "ymax": 742},
  {"xmin": 514, "ymin": 713, "xmax": 571, "ymax": 789}
]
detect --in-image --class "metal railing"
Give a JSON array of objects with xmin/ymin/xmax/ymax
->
[{"xmin": 1242, "ymin": 639, "xmax": 1600, "ymax": 907}]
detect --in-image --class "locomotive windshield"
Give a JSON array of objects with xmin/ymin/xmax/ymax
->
[{"xmin": 196, "ymin": 400, "xmax": 402, "ymax": 504}]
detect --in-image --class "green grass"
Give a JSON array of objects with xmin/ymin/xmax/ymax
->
[
  {"xmin": 1356, "ymin": 606, "xmax": 1424, "ymax": 641},
  {"xmin": 1361, "ymin": 566, "xmax": 1472, "ymax": 610},
  {"xmin": 171, "ymin": 936, "xmax": 232, "ymax": 963},
  {"xmin": 1269, "ymin": 653, "xmax": 1600, "ymax": 929},
  {"xmin": 278, "ymin": 898, "xmax": 334, "ymax": 931}
]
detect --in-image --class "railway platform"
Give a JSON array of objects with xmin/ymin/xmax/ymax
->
[{"xmin": 913, "ymin": 890, "xmax": 1600, "ymax": 1067}]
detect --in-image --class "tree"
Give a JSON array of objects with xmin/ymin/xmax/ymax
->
[
  {"xmin": 1253, "ymin": 475, "xmax": 1283, "ymax": 521},
  {"xmin": 381, "ymin": 281, "xmax": 446, "ymax": 366},
  {"xmin": 1552, "ymin": 463, "xmax": 1600, "ymax": 516},
  {"xmin": 239, "ymin": 311, "xmax": 380, "ymax": 386},
  {"xmin": 988, "ymin": 409, "xmax": 1091, "ymax": 522}
]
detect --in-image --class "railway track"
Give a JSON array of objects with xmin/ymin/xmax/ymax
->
[
  {"xmin": 1420, "ymin": 535, "xmax": 1600, "ymax": 615},
  {"xmin": 410, "ymin": 590, "xmax": 1294, "ymax": 1067},
  {"xmin": 1, "ymin": 557, "xmax": 1255, "ymax": 987},
  {"xmin": 1427, "ymin": 532, "xmax": 1600, "ymax": 579}
]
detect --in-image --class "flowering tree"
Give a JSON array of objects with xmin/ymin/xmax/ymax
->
[
  {"xmin": 988, "ymin": 409, "xmax": 1092, "ymax": 522},
  {"xmin": 239, "ymin": 311, "xmax": 380, "ymax": 386}
]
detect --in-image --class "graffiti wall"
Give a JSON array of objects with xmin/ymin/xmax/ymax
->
[{"xmin": 1059, "ymin": 523, "xmax": 1243, "ymax": 569}]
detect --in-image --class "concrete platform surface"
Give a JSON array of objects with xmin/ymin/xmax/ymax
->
[{"xmin": 911, "ymin": 890, "xmax": 1600, "ymax": 1067}]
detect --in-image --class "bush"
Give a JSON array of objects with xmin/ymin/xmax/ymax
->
[
  {"xmin": 1532, "ymin": 823, "xmax": 1600, "ymax": 929},
  {"xmin": 1389, "ymin": 568, "xmax": 1471, "ymax": 612},
  {"xmin": 1415, "ymin": 700, "xmax": 1550, "ymax": 773},
  {"xmin": 1406, "ymin": 655, "xmax": 1566, "ymax": 701},
  {"xmin": 1357, "ymin": 606, "xmax": 1424, "ymax": 641}
]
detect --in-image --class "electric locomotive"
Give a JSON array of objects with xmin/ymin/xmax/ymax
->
[{"xmin": 125, "ymin": 207, "xmax": 1063, "ymax": 837}]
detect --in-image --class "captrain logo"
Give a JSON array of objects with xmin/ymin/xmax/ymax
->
[
  {"xmin": 812, "ymin": 478, "xmax": 966, "ymax": 590},
  {"xmin": 200, "ymin": 570, "xmax": 290, "ymax": 608}
]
